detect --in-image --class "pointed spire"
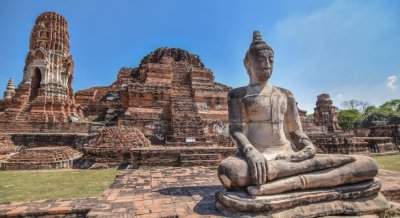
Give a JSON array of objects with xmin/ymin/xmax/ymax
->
[
  {"xmin": 6, "ymin": 78, "xmax": 15, "ymax": 90},
  {"xmin": 3, "ymin": 78, "xmax": 15, "ymax": 99}
]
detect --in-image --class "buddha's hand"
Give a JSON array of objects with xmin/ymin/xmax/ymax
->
[
  {"xmin": 245, "ymin": 147, "xmax": 267, "ymax": 185},
  {"xmin": 289, "ymin": 143, "xmax": 316, "ymax": 162}
]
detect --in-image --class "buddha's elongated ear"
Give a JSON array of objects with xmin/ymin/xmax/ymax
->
[{"xmin": 243, "ymin": 51, "xmax": 251, "ymax": 74}]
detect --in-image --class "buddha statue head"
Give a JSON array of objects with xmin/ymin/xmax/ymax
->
[{"xmin": 244, "ymin": 31, "xmax": 274, "ymax": 85}]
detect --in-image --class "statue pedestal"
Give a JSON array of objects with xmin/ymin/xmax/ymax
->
[{"xmin": 215, "ymin": 179, "xmax": 389, "ymax": 217}]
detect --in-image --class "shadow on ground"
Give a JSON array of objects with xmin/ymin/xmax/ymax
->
[{"xmin": 159, "ymin": 185, "xmax": 225, "ymax": 216}]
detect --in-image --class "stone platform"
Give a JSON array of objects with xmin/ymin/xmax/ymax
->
[
  {"xmin": 216, "ymin": 179, "xmax": 388, "ymax": 217},
  {"xmin": 0, "ymin": 167, "xmax": 399, "ymax": 217}
]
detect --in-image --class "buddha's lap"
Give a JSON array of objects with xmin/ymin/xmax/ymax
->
[{"xmin": 218, "ymin": 153, "xmax": 377, "ymax": 189}]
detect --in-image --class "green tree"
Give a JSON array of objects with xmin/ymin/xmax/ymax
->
[
  {"xmin": 362, "ymin": 110, "xmax": 390, "ymax": 127},
  {"xmin": 361, "ymin": 99, "xmax": 400, "ymax": 127},
  {"xmin": 363, "ymin": 105, "xmax": 377, "ymax": 116},
  {"xmin": 337, "ymin": 109, "xmax": 363, "ymax": 130},
  {"xmin": 379, "ymin": 99, "xmax": 400, "ymax": 113}
]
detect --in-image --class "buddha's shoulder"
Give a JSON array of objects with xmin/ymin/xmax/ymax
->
[
  {"xmin": 273, "ymin": 86, "xmax": 295, "ymax": 99},
  {"xmin": 228, "ymin": 86, "xmax": 248, "ymax": 98}
]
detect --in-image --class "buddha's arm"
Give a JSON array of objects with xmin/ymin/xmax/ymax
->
[
  {"xmin": 228, "ymin": 91, "xmax": 267, "ymax": 185},
  {"xmin": 284, "ymin": 95, "xmax": 316, "ymax": 162},
  {"xmin": 228, "ymin": 96, "xmax": 251, "ymax": 154}
]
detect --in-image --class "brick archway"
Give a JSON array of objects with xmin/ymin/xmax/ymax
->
[{"xmin": 29, "ymin": 68, "xmax": 42, "ymax": 100}]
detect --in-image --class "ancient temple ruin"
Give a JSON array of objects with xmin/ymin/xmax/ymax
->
[
  {"xmin": 76, "ymin": 48, "xmax": 231, "ymax": 146},
  {"xmin": 300, "ymin": 94, "xmax": 398, "ymax": 155},
  {"xmin": 0, "ymin": 11, "xmax": 397, "ymax": 171},
  {"xmin": 313, "ymin": 93, "xmax": 341, "ymax": 132},
  {"xmin": 0, "ymin": 12, "xmax": 82, "ymax": 123}
]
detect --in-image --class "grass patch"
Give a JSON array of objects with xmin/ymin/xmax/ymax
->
[
  {"xmin": 372, "ymin": 154, "xmax": 400, "ymax": 172},
  {"xmin": 0, "ymin": 169, "xmax": 117, "ymax": 202}
]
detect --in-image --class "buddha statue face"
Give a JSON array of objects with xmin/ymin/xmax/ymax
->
[
  {"xmin": 244, "ymin": 31, "xmax": 274, "ymax": 84},
  {"xmin": 245, "ymin": 49, "xmax": 274, "ymax": 83}
]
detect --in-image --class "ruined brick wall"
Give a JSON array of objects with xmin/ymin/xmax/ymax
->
[
  {"xmin": 0, "ymin": 122, "xmax": 92, "ymax": 134},
  {"xmin": 10, "ymin": 133, "xmax": 88, "ymax": 148},
  {"xmin": 369, "ymin": 125, "xmax": 400, "ymax": 148},
  {"xmin": 308, "ymin": 132, "xmax": 397, "ymax": 155},
  {"xmin": 75, "ymin": 48, "xmax": 231, "ymax": 146},
  {"xmin": 0, "ymin": 133, "xmax": 16, "ymax": 155},
  {"xmin": 81, "ymin": 146, "xmax": 236, "ymax": 167}
]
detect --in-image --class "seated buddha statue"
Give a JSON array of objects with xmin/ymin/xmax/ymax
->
[{"xmin": 217, "ymin": 31, "xmax": 380, "ymax": 197}]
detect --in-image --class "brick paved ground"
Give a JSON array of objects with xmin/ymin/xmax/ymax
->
[
  {"xmin": 88, "ymin": 166, "xmax": 225, "ymax": 218},
  {"xmin": 0, "ymin": 198, "xmax": 100, "ymax": 217},
  {"xmin": 1, "ymin": 167, "xmax": 400, "ymax": 218}
]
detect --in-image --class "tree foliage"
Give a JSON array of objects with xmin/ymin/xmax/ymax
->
[
  {"xmin": 379, "ymin": 99, "xmax": 400, "ymax": 113},
  {"xmin": 337, "ymin": 109, "xmax": 362, "ymax": 130},
  {"xmin": 337, "ymin": 99, "xmax": 400, "ymax": 129}
]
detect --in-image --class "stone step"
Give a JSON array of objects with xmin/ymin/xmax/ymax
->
[
  {"xmin": 180, "ymin": 153, "xmax": 221, "ymax": 161},
  {"xmin": 165, "ymin": 141, "xmax": 210, "ymax": 146},
  {"xmin": 180, "ymin": 159, "xmax": 221, "ymax": 167}
]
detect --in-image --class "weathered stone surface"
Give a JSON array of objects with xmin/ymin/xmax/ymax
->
[
  {"xmin": 378, "ymin": 170, "xmax": 400, "ymax": 203},
  {"xmin": 216, "ymin": 31, "xmax": 389, "ymax": 216},
  {"xmin": 217, "ymin": 192, "xmax": 388, "ymax": 217},
  {"xmin": 216, "ymin": 179, "xmax": 387, "ymax": 216}
]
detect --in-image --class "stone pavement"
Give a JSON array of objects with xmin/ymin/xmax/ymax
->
[
  {"xmin": 1, "ymin": 166, "xmax": 400, "ymax": 217},
  {"xmin": 378, "ymin": 170, "xmax": 400, "ymax": 203},
  {"xmin": 88, "ymin": 166, "xmax": 225, "ymax": 218}
]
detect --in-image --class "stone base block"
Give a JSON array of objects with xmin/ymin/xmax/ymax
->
[{"xmin": 216, "ymin": 179, "xmax": 390, "ymax": 217}]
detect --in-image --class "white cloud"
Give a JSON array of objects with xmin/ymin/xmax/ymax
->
[
  {"xmin": 328, "ymin": 83, "xmax": 399, "ymax": 109},
  {"xmin": 386, "ymin": 75, "xmax": 398, "ymax": 90},
  {"xmin": 272, "ymin": 0, "xmax": 399, "ymax": 93}
]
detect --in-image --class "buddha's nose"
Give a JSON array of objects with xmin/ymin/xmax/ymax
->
[{"xmin": 266, "ymin": 60, "xmax": 271, "ymax": 68}]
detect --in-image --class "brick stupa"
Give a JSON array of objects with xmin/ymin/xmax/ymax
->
[{"xmin": 0, "ymin": 12, "xmax": 82, "ymax": 122}]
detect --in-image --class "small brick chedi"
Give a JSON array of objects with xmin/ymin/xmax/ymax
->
[
  {"xmin": 313, "ymin": 93, "xmax": 341, "ymax": 132},
  {"xmin": 1, "ymin": 146, "xmax": 81, "ymax": 170},
  {"xmin": 76, "ymin": 48, "xmax": 231, "ymax": 145},
  {"xmin": 0, "ymin": 12, "xmax": 82, "ymax": 122}
]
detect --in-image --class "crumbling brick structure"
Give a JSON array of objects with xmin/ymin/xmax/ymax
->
[
  {"xmin": 313, "ymin": 94, "xmax": 341, "ymax": 132},
  {"xmin": 300, "ymin": 95, "xmax": 398, "ymax": 155},
  {"xmin": 0, "ymin": 146, "xmax": 81, "ymax": 170},
  {"xmin": 0, "ymin": 133, "xmax": 16, "ymax": 156},
  {"xmin": 0, "ymin": 12, "xmax": 82, "ymax": 122},
  {"xmin": 76, "ymin": 48, "xmax": 231, "ymax": 146},
  {"xmin": 369, "ymin": 125, "xmax": 400, "ymax": 148}
]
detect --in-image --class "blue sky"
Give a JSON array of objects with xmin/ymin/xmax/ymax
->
[{"xmin": 0, "ymin": 0, "xmax": 399, "ymax": 113}]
